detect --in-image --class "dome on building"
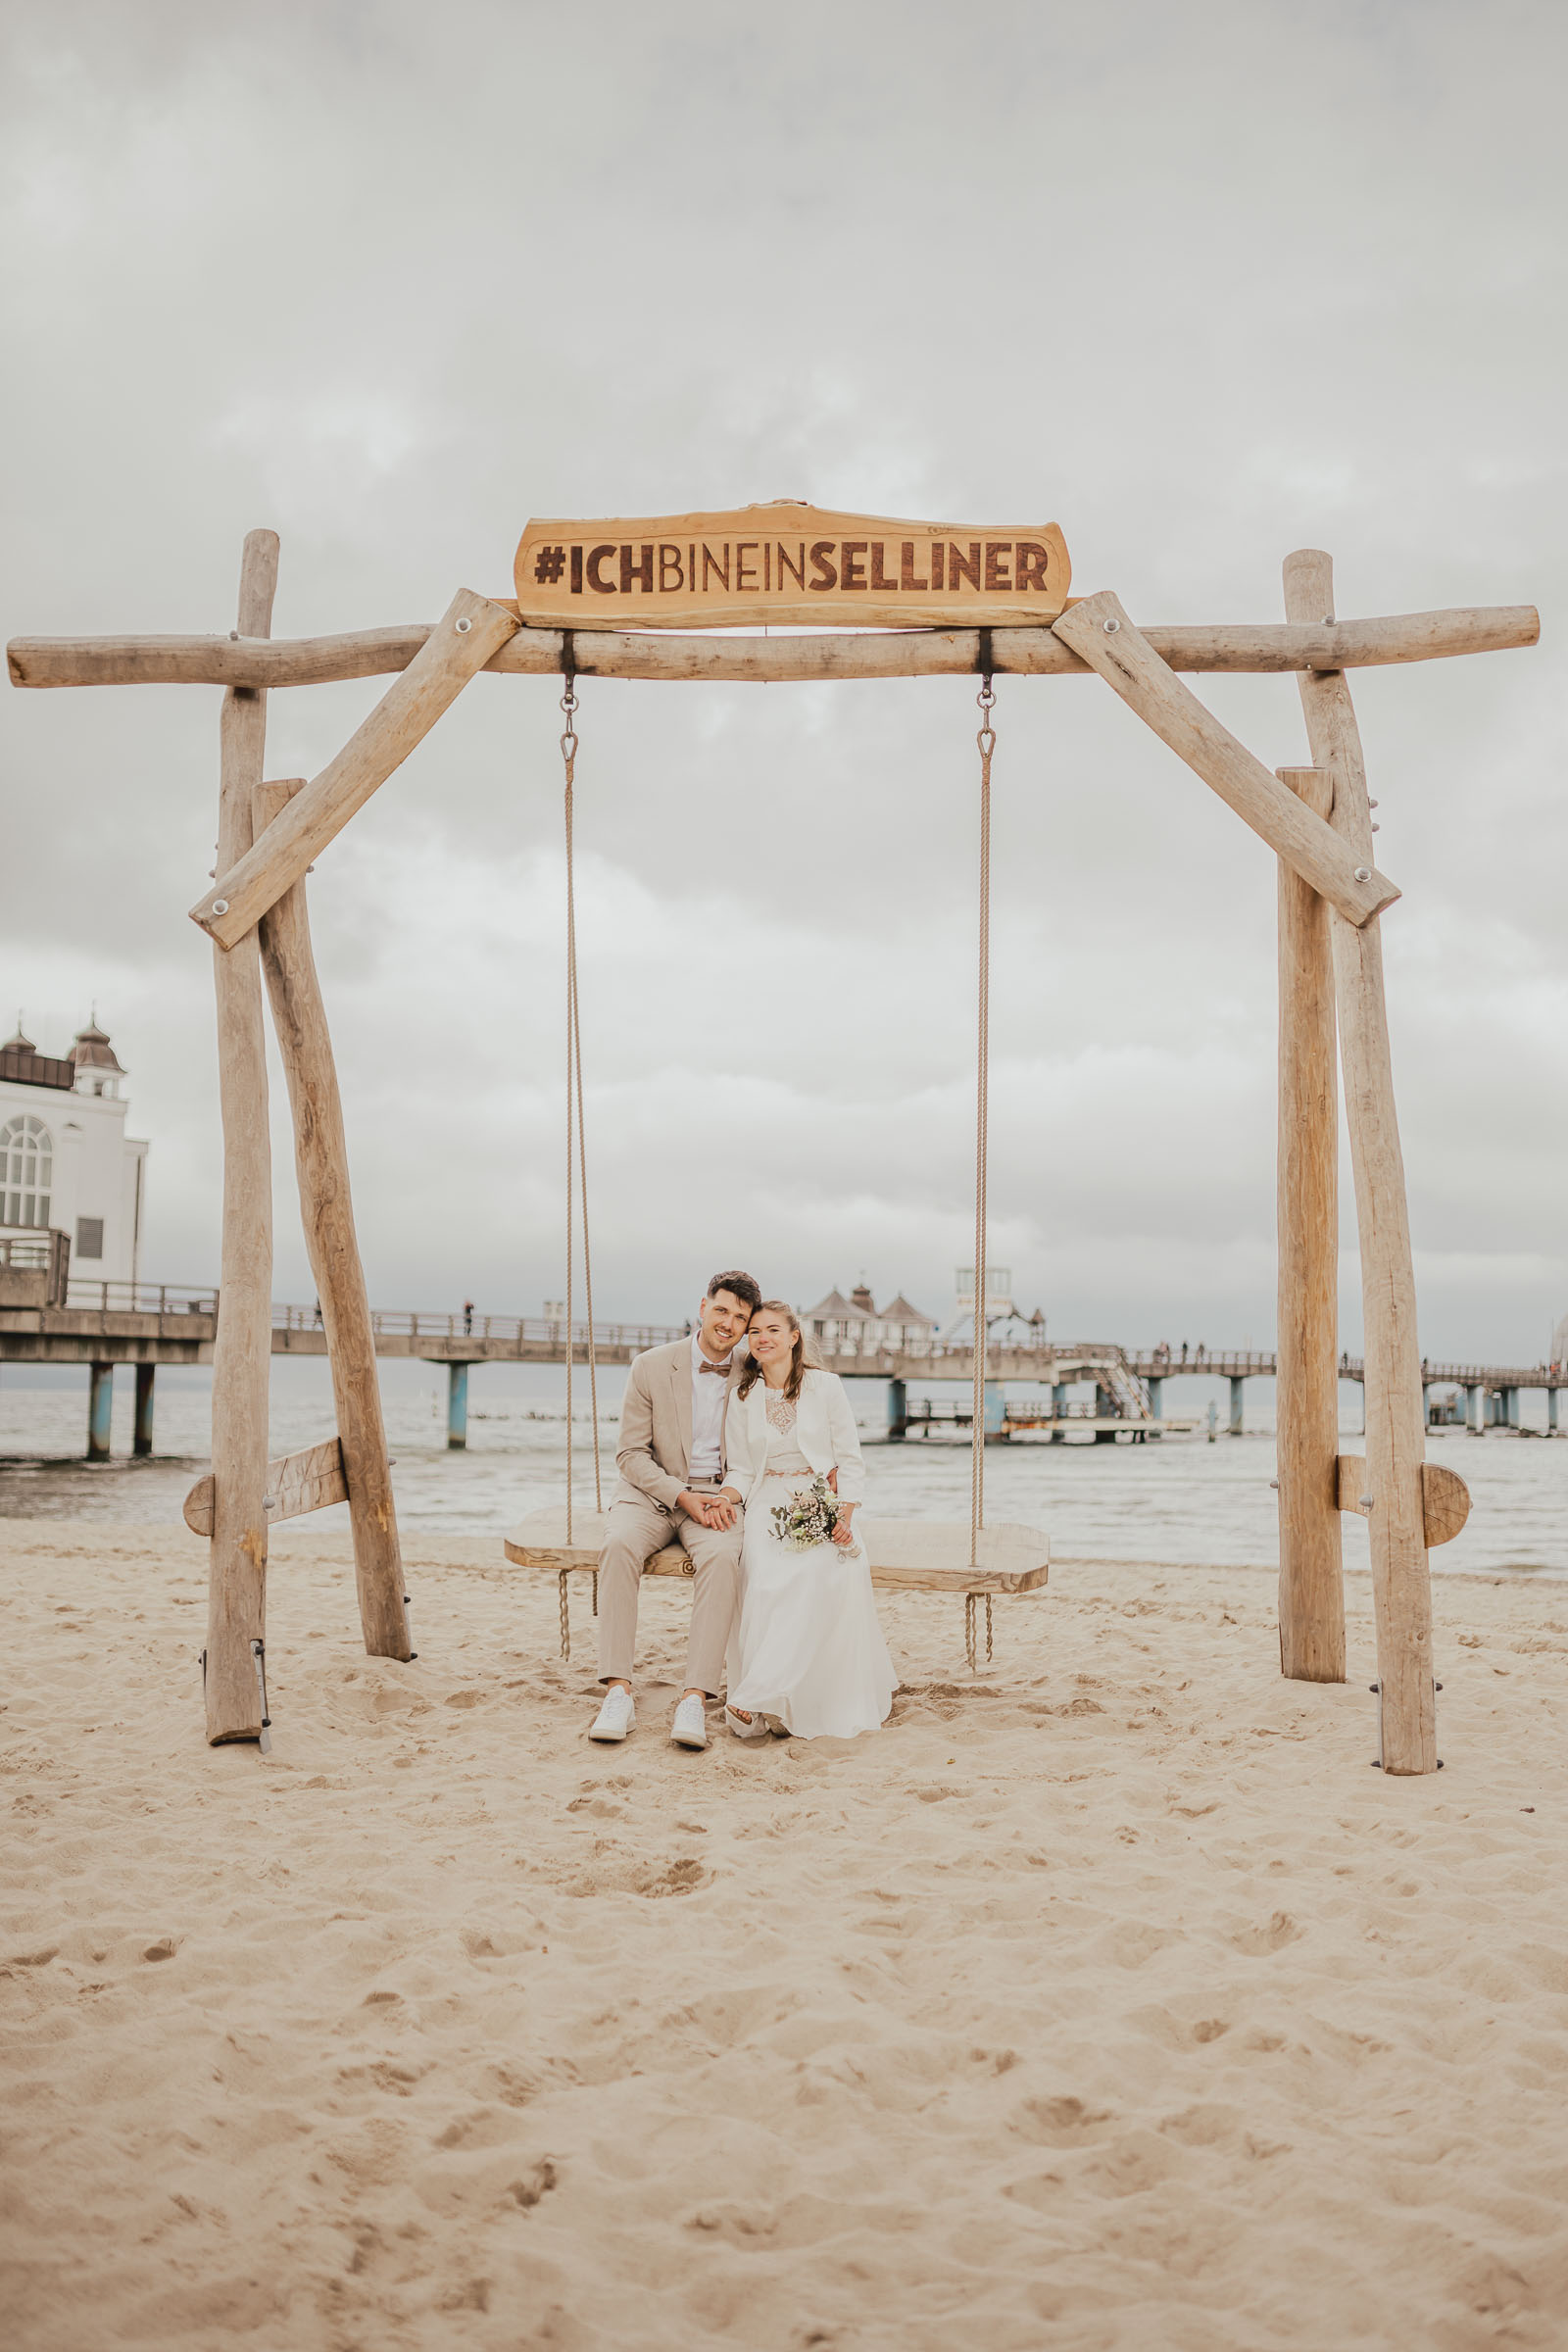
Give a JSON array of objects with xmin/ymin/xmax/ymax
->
[
  {"xmin": 2, "ymin": 1018, "xmax": 36, "ymax": 1055},
  {"xmin": 72, "ymin": 1018, "xmax": 124, "ymax": 1075}
]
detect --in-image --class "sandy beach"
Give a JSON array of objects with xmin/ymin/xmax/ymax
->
[{"xmin": 2, "ymin": 1519, "xmax": 1565, "ymax": 2350}]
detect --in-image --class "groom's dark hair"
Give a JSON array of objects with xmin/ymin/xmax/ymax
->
[{"xmin": 708, "ymin": 1269, "xmax": 761, "ymax": 1314}]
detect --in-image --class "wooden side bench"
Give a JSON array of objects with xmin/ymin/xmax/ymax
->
[{"xmin": 503, "ymin": 1508, "xmax": 1049, "ymax": 1671}]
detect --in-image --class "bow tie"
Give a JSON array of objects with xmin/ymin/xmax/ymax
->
[{"xmin": 698, "ymin": 1358, "xmax": 730, "ymax": 1375}]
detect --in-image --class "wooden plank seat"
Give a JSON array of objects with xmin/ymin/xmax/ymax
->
[{"xmin": 504, "ymin": 1509, "xmax": 1049, "ymax": 1669}]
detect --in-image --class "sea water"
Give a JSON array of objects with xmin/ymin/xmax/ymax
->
[{"xmin": 1, "ymin": 1359, "xmax": 1561, "ymax": 1577}]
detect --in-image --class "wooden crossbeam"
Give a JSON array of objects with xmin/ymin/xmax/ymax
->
[
  {"xmin": 185, "ymin": 1436, "xmax": 349, "ymax": 1538},
  {"xmin": 5, "ymin": 606, "xmax": 1540, "ymax": 692}
]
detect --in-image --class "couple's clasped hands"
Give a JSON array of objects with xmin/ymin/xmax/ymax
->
[
  {"xmin": 678, "ymin": 1473, "xmax": 858, "ymax": 1546},
  {"xmin": 677, "ymin": 1487, "xmax": 740, "ymax": 1532}
]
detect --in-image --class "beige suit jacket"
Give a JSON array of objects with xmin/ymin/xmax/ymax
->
[{"xmin": 613, "ymin": 1337, "xmax": 747, "ymax": 1513}]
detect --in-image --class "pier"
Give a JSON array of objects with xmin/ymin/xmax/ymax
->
[{"xmin": 3, "ymin": 1272, "xmax": 1563, "ymax": 1458}]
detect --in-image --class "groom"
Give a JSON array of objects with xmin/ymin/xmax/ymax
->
[{"xmin": 588, "ymin": 1269, "xmax": 761, "ymax": 1752}]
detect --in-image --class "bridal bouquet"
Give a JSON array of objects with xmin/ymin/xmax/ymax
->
[{"xmin": 769, "ymin": 1476, "xmax": 841, "ymax": 1551}]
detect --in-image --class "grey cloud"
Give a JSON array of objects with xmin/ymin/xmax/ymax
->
[{"xmin": 3, "ymin": 0, "xmax": 1563, "ymax": 1357}]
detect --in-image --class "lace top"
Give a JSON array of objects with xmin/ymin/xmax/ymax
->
[{"xmin": 760, "ymin": 1384, "xmax": 812, "ymax": 1478}]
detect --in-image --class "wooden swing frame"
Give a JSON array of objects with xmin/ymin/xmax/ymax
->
[{"xmin": 6, "ymin": 519, "xmax": 1539, "ymax": 1775}]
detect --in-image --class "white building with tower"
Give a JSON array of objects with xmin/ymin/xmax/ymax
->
[{"xmin": 0, "ymin": 1016, "xmax": 148, "ymax": 1288}]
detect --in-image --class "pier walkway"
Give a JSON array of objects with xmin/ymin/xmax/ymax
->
[{"xmin": 2, "ymin": 1278, "xmax": 1562, "ymax": 1457}]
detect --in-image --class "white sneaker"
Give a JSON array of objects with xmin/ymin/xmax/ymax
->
[
  {"xmin": 725, "ymin": 1704, "xmax": 767, "ymax": 1741},
  {"xmin": 589, "ymin": 1688, "xmax": 635, "ymax": 1742},
  {"xmin": 670, "ymin": 1694, "xmax": 710, "ymax": 1750}
]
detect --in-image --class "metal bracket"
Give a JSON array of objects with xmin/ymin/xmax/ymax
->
[
  {"xmin": 1369, "ymin": 1679, "xmax": 1443, "ymax": 1770},
  {"xmin": 250, "ymin": 1638, "xmax": 271, "ymax": 1753}
]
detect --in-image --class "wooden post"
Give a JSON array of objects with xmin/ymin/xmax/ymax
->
[
  {"xmin": 1285, "ymin": 550, "xmax": 1436, "ymax": 1774},
  {"xmin": 446, "ymin": 1360, "xmax": 469, "ymax": 1451},
  {"xmin": 206, "ymin": 528, "xmax": 278, "ymax": 1744},
  {"xmin": 133, "ymin": 1360, "xmax": 156, "ymax": 1457},
  {"xmin": 254, "ymin": 778, "xmax": 411, "ymax": 1662},
  {"xmin": 1275, "ymin": 763, "xmax": 1345, "ymax": 1683},
  {"xmin": 87, "ymin": 1361, "xmax": 114, "ymax": 1460}
]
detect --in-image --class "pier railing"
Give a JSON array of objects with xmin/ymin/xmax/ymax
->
[
  {"xmin": 270, "ymin": 1303, "xmax": 687, "ymax": 1350},
  {"xmin": 65, "ymin": 1281, "xmax": 219, "ymax": 1316}
]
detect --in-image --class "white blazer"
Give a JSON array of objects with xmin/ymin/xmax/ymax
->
[{"xmin": 723, "ymin": 1368, "xmax": 866, "ymax": 1506}]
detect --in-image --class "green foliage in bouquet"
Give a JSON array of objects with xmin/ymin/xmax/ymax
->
[{"xmin": 768, "ymin": 1476, "xmax": 841, "ymax": 1551}]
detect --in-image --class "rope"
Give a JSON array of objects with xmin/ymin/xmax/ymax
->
[
  {"xmin": 970, "ymin": 670, "xmax": 996, "ymax": 1576},
  {"xmin": 560, "ymin": 652, "xmax": 603, "ymax": 1551}
]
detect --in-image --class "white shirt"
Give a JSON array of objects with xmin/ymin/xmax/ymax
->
[{"xmin": 688, "ymin": 1334, "xmax": 734, "ymax": 1478}]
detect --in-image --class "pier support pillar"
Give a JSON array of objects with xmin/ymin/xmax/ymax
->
[
  {"xmin": 886, "ymin": 1379, "xmax": 907, "ymax": 1443},
  {"xmin": 1052, "ymin": 1381, "xmax": 1068, "ymax": 1442},
  {"xmin": 1421, "ymin": 1381, "xmax": 1433, "ymax": 1430},
  {"xmin": 1505, "ymin": 1387, "xmax": 1520, "ymax": 1431},
  {"xmin": 1147, "ymin": 1375, "xmax": 1163, "ymax": 1423},
  {"xmin": 447, "ymin": 1360, "xmax": 469, "ymax": 1449},
  {"xmin": 1229, "ymin": 1375, "xmax": 1245, "ymax": 1436},
  {"xmin": 1467, "ymin": 1384, "xmax": 1484, "ymax": 1435},
  {"xmin": 87, "ymin": 1362, "xmax": 114, "ymax": 1460},
  {"xmin": 1549, "ymin": 1387, "xmax": 1560, "ymax": 1435},
  {"xmin": 133, "ymin": 1362, "xmax": 156, "ymax": 1457},
  {"xmin": 984, "ymin": 1381, "xmax": 1008, "ymax": 1443}
]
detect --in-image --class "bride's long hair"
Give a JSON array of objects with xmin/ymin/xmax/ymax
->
[{"xmin": 737, "ymin": 1300, "xmax": 809, "ymax": 1403}]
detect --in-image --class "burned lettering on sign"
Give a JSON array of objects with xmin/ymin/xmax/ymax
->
[{"xmin": 513, "ymin": 504, "xmax": 1069, "ymax": 627}]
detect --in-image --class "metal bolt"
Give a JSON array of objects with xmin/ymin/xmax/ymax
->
[
  {"xmin": 456, "ymin": 616, "xmax": 472, "ymax": 634},
  {"xmin": 1368, "ymin": 799, "xmax": 1379, "ymax": 808},
  {"xmin": 1359, "ymin": 1494, "xmax": 1375, "ymax": 1508},
  {"xmin": 1371, "ymin": 823, "xmax": 1380, "ymax": 832},
  {"xmin": 1353, "ymin": 867, "xmax": 1370, "ymax": 883},
  {"xmin": 208, "ymin": 869, "xmax": 216, "ymax": 879},
  {"xmin": 1269, "ymin": 1478, "xmax": 1280, "ymax": 1490},
  {"xmin": 212, "ymin": 899, "xmax": 229, "ymax": 915},
  {"xmin": 1102, "ymin": 617, "xmax": 1120, "ymax": 634}
]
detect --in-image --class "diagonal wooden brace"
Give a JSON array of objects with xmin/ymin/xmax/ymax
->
[
  {"xmin": 191, "ymin": 587, "xmax": 519, "ymax": 950},
  {"xmin": 1053, "ymin": 591, "xmax": 1400, "ymax": 929}
]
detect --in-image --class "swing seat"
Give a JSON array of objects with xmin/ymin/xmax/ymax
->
[{"xmin": 502, "ymin": 1509, "xmax": 1049, "ymax": 1592}]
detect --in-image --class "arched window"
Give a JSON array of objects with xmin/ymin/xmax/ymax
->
[{"xmin": 1, "ymin": 1114, "xmax": 52, "ymax": 1228}]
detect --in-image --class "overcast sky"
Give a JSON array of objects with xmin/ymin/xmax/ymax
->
[{"xmin": 3, "ymin": 0, "xmax": 1563, "ymax": 1357}]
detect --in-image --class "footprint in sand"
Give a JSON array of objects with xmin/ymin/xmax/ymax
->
[
  {"xmin": 1229, "ymin": 1910, "xmax": 1303, "ymax": 1956},
  {"xmin": 1012, "ymin": 2093, "xmax": 1113, "ymax": 2145}
]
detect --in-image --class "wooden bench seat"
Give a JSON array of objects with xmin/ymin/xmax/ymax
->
[{"xmin": 503, "ymin": 1508, "xmax": 1049, "ymax": 1593}]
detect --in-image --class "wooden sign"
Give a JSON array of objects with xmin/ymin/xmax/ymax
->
[{"xmin": 513, "ymin": 501, "xmax": 1070, "ymax": 631}]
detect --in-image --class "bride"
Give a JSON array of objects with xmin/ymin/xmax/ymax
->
[{"xmin": 717, "ymin": 1300, "xmax": 896, "ymax": 1740}]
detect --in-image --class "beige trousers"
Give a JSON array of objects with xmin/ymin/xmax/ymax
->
[{"xmin": 596, "ymin": 1489, "xmax": 743, "ymax": 1696}]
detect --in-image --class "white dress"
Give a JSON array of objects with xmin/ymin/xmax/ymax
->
[{"xmin": 727, "ymin": 1388, "xmax": 896, "ymax": 1739}]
